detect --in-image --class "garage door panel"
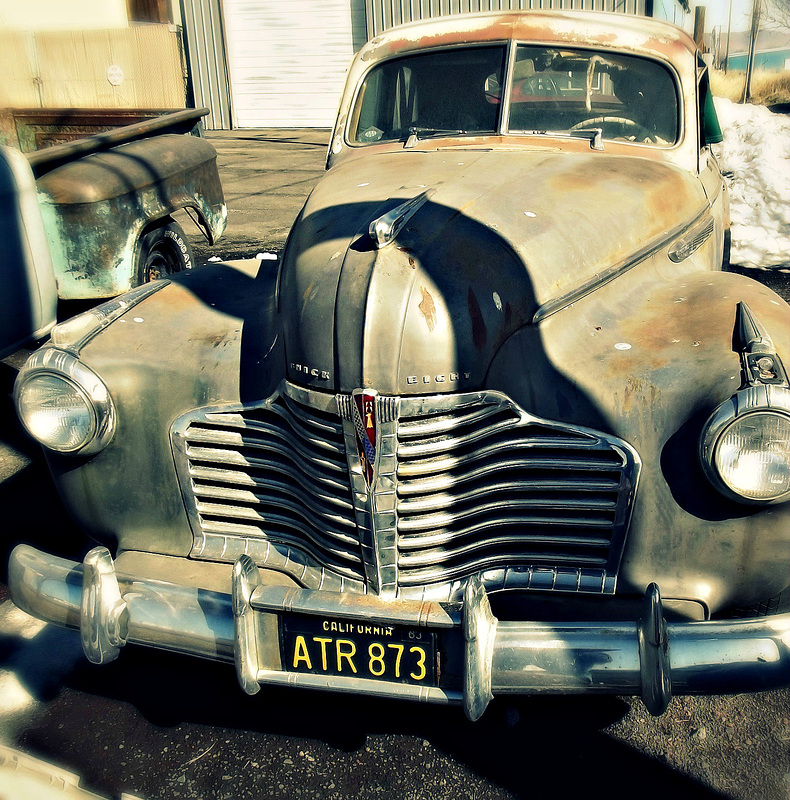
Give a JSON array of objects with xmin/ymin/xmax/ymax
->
[{"xmin": 224, "ymin": 0, "xmax": 354, "ymax": 128}]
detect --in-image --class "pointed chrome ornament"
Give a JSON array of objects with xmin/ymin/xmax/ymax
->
[
  {"xmin": 735, "ymin": 302, "xmax": 789, "ymax": 387},
  {"xmin": 369, "ymin": 189, "xmax": 435, "ymax": 248}
]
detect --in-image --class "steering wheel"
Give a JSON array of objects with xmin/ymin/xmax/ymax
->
[{"xmin": 569, "ymin": 116, "xmax": 652, "ymax": 141}]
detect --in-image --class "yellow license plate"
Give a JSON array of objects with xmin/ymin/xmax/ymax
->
[{"xmin": 280, "ymin": 613, "xmax": 437, "ymax": 685}]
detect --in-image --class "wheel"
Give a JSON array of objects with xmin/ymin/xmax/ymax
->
[{"xmin": 135, "ymin": 220, "xmax": 193, "ymax": 284}]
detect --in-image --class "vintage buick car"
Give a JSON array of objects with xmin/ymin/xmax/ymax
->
[{"xmin": 9, "ymin": 11, "xmax": 790, "ymax": 719}]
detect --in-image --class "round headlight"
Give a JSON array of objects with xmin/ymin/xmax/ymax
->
[
  {"xmin": 14, "ymin": 349, "xmax": 115, "ymax": 456},
  {"xmin": 700, "ymin": 386, "xmax": 790, "ymax": 504},
  {"xmin": 714, "ymin": 411, "xmax": 790, "ymax": 501},
  {"xmin": 17, "ymin": 373, "xmax": 96, "ymax": 452}
]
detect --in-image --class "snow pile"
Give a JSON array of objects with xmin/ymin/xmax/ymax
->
[{"xmin": 714, "ymin": 97, "xmax": 790, "ymax": 268}]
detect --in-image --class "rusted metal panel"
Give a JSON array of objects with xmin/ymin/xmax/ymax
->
[
  {"xmin": 27, "ymin": 108, "xmax": 210, "ymax": 176},
  {"xmin": 36, "ymin": 133, "xmax": 226, "ymax": 299},
  {"xmin": 1, "ymin": 109, "xmax": 194, "ymax": 155},
  {"xmin": 281, "ymin": 148, "xmax": 707, "ymax": 395}
]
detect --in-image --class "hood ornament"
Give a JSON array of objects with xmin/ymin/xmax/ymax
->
[{"xmin": 369, "ymin": 189, "xmax": 435, "ymax": 249}]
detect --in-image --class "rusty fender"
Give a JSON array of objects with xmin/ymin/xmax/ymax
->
[{"xmin": 36, "ymin": 135, "xmax": 227, "ymax": 299}]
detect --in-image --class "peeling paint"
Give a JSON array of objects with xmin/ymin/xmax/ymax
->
[{"xmin": 418, "ymin": 286, "xmax": 437, "ymax": 331}]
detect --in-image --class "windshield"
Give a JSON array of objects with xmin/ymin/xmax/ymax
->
[
  {"xmin": 506, "ymin": 45, "xmax": 679, "ymax": 145},
  {"xmin": 350, "ymin": 44, "xmax": 678, "ymax": 147},
  {"xmin": 350, "ymin": 46, "xmax": 506, "ymax": 144}
]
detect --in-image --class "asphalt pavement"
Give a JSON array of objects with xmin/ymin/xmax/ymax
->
[{"xmin": 0, "ymin": 128, "xmax": 789, "ymax": 800}]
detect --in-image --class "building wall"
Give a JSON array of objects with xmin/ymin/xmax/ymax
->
[
  {"xmin": 0, "ymin": 0, "xmax": 128, "ymax": 30},
  {"xmin": 0, "ymin": 26, "xmax": 187, "ymax": 110}
]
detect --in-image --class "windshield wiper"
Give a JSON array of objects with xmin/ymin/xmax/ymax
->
[
  {"xmin": 518, "ymin": 128, "xmax": 604, "ymax": 151},
  {"xmin": 404, "ymin": 126, "xmax": 467, "ymax": 148}
]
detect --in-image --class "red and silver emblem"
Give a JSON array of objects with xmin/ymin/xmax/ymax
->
[{"xmin": 352, "ymin": 389, "xmax": 377, "ymax": 486}]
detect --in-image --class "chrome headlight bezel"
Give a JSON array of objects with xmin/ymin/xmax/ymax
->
[
  {"xmin": 699, "ymin": 385, "xmax": 790, "ymax": 505},
  {"xmin": 14, "ymin": 348, "xmax": 115, "ymax": 455}
]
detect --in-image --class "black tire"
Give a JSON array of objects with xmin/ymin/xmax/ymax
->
[
  {"xmin": 135, "ymin": 220, "xmax": 193, "ymax": 284},
  {"xmin": 722, "ymin": 228, "xmax": 732, "ymax": 270}
]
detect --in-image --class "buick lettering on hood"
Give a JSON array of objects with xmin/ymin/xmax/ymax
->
[{"xmin": 10, "ymin": 11, "xmax": 790, "ymax": 719}]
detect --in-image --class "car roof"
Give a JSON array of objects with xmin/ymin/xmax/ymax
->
[{"xmin": 357, "ymin": 10, "xmax": 697, "ymax": 69}]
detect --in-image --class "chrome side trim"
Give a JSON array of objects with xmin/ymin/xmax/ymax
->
[
  {"xmin": 532, "ymin": 204, "xmax": 710, "ymax": 323},
  {"xmin": 49, "ymin": 280, "xmax": 169, "ymax": 353},
  {"xmin": 668, "ymin": 216, "xmax": 714, "ymax": 262}
]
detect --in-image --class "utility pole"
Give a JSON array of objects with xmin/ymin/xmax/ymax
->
[
  {"xmin": 742, "ymin": 0, "xmax": 762, "ymax": 102},
  {"xmin": 693, "ymin": 5, "xmax": 706, "ymax": 48}
]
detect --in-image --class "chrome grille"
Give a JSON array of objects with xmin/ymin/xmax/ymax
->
[
  {"xmin": 173, "ymin": 384, "xmax": 639, "ymax": 598},
  {"xmin": 173, "ymin": 387, "xmax": 366, "ymax": 589},
  {"xmin": 395, "ymin": 397, "xmax": 636, "ymax": 591}
]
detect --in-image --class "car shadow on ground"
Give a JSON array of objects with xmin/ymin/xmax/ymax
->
[{"xmin": 13, "ymin": 644, "xmax": 732, "ymax": 800}]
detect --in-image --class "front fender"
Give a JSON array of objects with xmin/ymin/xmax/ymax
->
[
  {"xmin": 37, "ymin": 135, "xmax": 227, "ymax": 299},
  {"xmin": 44, "ymin": 259, "xmax": 282, "ymax": 556},
  {"xmin": 486, "ymin": 266, "xmax": 790, "ymax": 614}
]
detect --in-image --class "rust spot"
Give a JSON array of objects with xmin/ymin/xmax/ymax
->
[
  {"xmin": 468, "ymin": 287, "xmax": 487, "ymax": 349},
  {"xmin": 419, "ymin": 286, "xmax": 437, "ymax": 331}
]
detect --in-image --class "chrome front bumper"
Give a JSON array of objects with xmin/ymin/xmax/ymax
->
[{"xmin": 9, "ymin": 544, "xmax": 790, "ymax": 719}]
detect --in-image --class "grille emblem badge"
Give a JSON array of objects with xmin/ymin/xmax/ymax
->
[{"xmin": 352, "ymin": 389, "xmax": 378, "ymax": 486}]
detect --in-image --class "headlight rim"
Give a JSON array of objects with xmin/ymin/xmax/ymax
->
[
  {"xmin": 14, "ymin": 348, "xmax": 116, "ymax": 456},
  {"xmin": 699, "ymin": 385, "xmax": 790, "ymax": 505}
]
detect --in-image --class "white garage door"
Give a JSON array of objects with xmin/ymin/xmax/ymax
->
[{"xmin": 223, "ymin": 0, "xmax": 356, "ymax": 128}]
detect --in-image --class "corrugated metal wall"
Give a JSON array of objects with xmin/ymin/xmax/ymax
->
[
  {"xmin": 364, "ymin": 0, "xmax": 647, "ymax": 38},
  {"xmin": 180, "ymin": 0, "xmax": 232, "ymax": 130}
]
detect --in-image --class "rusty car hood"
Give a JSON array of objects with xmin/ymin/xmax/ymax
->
[{"xmin": 279, "ymin": 148, "xmax": 708, "ymax": 394}]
